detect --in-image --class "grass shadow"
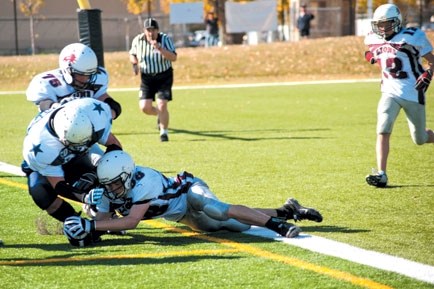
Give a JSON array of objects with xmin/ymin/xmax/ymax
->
[
  {"xmin": 115, "ymin": 127, "xmax": 331, "ymax": 142},
  {"xmin": 300, "ymin": 225, "xmax": 370, "ymax": 234}
]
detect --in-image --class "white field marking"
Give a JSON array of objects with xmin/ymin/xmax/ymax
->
[
  {"xmin": 0, "ymin": 162, "xmax": 25, "ymax": 176},
  {"xmin": 2, "ymin": 162, "xmax": 433, "ymax": 284},
  {"xmin": 0, "ymin": 78, "xmax": 381, "ymax": 95},
  {"xmin": 244, "ymin": 227, "xmax": 434, "ymax": 285}
]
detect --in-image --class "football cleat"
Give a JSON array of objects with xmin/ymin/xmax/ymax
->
[
  {"xmin": 366, "ymin": 171, "xmax": 388, "ymax": 188},
  {"xmin": 160, "ymin": 133, "xmax": 169, "ymax": 142},
  {"xmin": 283, "ymin": 198, "xmax": 323, "ymax": 222},
  {"xmin": 280, "ymin": 222, "xmax": 301, "ymax": 238}
]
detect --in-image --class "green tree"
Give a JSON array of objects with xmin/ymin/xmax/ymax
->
[{"xmin": 19, "ymin": 0, "xmax": 44, "ymax": 55}]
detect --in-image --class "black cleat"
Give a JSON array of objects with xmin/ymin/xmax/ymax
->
[
  {"xmin": 283, "ymin": 198, "xmax": 323, "ymax": 222},
  {"xmin": 366, "ymin": 172, "xmax": 388, "ymax": 188},
  {"xmin": 160, "ymin": 134, "xmax": 169, "ymax": 142},
  {"xmin": 279, "ymin": 222, "xmax": 301, "ymax": 238}
]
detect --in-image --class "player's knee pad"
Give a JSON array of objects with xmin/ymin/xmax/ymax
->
[
  {"xmin": 28, "ymin": 172, "xmax": 57, "ymax": 210},
  {"xmin": 187, "ymin": 182, "xmax": 230, "ymax": 221},
  {"xmin": 203, "ymin": 201, "xmax": 230, "ymax": 221}
]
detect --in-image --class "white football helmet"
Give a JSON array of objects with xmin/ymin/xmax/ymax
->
[
  {"xmin": 97, "ymin": 151, "xmax": 135, "ymax": 199},
  {"xmin": 59, "ymin": 43, "xmax": 98, "ymax": 90},
  {"xmin": 371, "ymin": 4, "xmax": 402, "ymax": 38},
  {"xmin": 53, "ymin": 107, "xmax": 94, "ymax": 153}
]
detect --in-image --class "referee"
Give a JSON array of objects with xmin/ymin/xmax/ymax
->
[{"xmin": 129, "ymin": 18, "xmax": 177, "ymax": 142}]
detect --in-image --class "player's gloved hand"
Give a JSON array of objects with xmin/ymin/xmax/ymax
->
[
  {"xmin": 73, "ymin": 172, "xmax": 98, "ymax": 193},
  {"xmin": 364, "ymin": 51, "xmax": 376, "ymax": 64},
  {"xmin": 415, "ymin": 69, "xmax": 432, "ymax": 92},
  {"xmin": 64, "ymin": 216, "xmax": 96, "ymax": 235},
  {"xmin": 83, "ymin": 188, "xmax": 105, "ymax": 205}
]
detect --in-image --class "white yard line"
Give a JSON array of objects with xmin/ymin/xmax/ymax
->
[
  {"xmin": 1, "ymin": 162, "xmax": 433, "ymax": 284},
  {"xmin": 244, "ymin": 226, "xmax": 434, "ymax": 284},
  {"xmin": 0, "ymin": 78, "xmax": 380, "ymax": 95},
  {"xmin": 0, "ymin": 162, "xmax": 25, "ymax": 176}
]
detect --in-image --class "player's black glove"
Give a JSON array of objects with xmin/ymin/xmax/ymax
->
[
  {"xmin": 72, "ymin": 172, "xmax": 98, "ymax": 193},
  {"xmin": 415, "ymin": 69, "xmax": 432, "ymax": 92},
  {"xmin": 364, "ymin": 51, "xmax": 376, "ymax": 64}
]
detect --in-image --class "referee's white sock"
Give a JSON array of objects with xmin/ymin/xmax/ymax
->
[{"xmin": 160, "ymin": 129, "xmax": 168, "ymax": 135}]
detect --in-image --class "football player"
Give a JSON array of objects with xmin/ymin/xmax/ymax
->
[
  {"xmin": 22, "ymin": 98, "xmax": 122, "ymax": 226},
  {"xmin": 364, "ymin": 4, "xmax": 434, "ymax": 187},
  {"xmin": 63, "ymin": 151, "xmax": 323, "ymax": 247},
  {"xmin": 26, "ymin": 43, "xmax": 122, "ymax": 120}
]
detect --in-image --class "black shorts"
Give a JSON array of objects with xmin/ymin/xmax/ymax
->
[
  {"xmin": 300, "ymin": 29, "xmax": 310, "ymax": 37},
  {"xmin": 139, "ymin": 68, "xmax": 173, "ymax": 101}
]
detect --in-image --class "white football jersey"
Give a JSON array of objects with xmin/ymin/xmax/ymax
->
[
  {"xmin": 26, "ymin": 66, "xmax": 109, "ymax": 107},
  {"xmin": 364, "ymin": 27, "xmax": 432, "ymax": 103},
  {"xmin": 22, "ymin": 98, "xmax": 113, "ymax": 177},
  {"xmin": 98, "ymin": 170, "xmax": 196, "ymax": 222}
]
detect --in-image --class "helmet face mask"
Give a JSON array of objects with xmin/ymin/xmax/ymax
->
[
  {"xmin": 63, "ymin": 140, "xmax": 91, "ymax": 153},
  {"xmin": 371, "ymin": 4, "xmax": 402, "ymax": 38},
  {"xmin": 100, "ymin": 176, "xmax": 129, "ymax": 200},
  {"xmin": 59, "ymin": 43, "xmax": 98, "ymax": 90},
  {"xmin": 97, "ymin": 151, "xmax": 135, "ymax": 200}
]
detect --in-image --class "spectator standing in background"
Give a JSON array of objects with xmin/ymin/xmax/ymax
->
[
  {"xmin": 297, "ymin": 3, "xmax": 315, "ymax": 39},
  {"xmin": 129, "ymin": 18, "xmax": 177, "ymax": 142},
  {"xmin": 205, "ymin": 12, "xmax": 219, "ymax": 47}
]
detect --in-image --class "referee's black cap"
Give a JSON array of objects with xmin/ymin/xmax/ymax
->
[{"xmin": 144, "ymin": 18, "xmax": 159, "ymax": 29}]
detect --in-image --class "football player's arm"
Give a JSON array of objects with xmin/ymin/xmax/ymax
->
[
  {"xmin": 39, "ymin": 99, "xmax": 60, "ymax": 111},
  {"xmin": 104, "ymin": 133, "xmax": 123, "ymax": 152},
  {"xmin": 415, "ymin": 52, "xmax": 434, "ymax": 91},
  {"xmin": 422, "ymin": 52, "xmax": 434, "ymax": 71},
  {"xmin": 97, "ymin": 93, "xmax": 122, "ymax": 120},
  {"xmin": 47, "ymin": 176, "xmax": 86, "ymax": 202},
  {"xmin": 94, "ymin": 202, "xmax": 150, "ymax": 231},
  {"xmin": 27, "ymin": 85, "xmax": 59, "ymax": 111}
]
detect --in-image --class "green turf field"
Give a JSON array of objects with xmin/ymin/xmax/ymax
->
[{"xmin": 0, "ymin": 82, "xmax": 433, "ymax": 289}]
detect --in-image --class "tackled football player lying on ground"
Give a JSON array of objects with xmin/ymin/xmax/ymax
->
[{"xmin": 63, "ymin": 151, "xmax": 323, "ymax": 247}]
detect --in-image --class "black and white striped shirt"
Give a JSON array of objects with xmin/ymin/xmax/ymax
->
[{"xmin": 129, "ymin": 32, "xmax": 176, "ymax": 75}]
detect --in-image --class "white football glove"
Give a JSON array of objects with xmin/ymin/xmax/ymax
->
[
  {"xmin": 64, "ymin": 216, "xmax": 95, "ymax": 236},
  {"xmin": 83, "ymin": 188, "xmax": 105, "ymax": 205}
]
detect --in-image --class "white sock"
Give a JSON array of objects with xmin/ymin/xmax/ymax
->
[{"xmin": 160, "ymin": 129, "xmax": 168, "ymax": 135}]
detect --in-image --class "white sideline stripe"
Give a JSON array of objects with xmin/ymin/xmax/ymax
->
[
  {"xmin": 244, "ymin": 227, "xmax": 434, "ymax": 284},
  {"xmin": 2, "ymin": 162, "xmax": 433, "ymax": 284},
  {"xmin": 0, "ymin": 162, "xmax": 25, "ymax": 176},
  {"xmin": 0, "ymin": 78, "xmax": 380, "ymax": 95}
]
